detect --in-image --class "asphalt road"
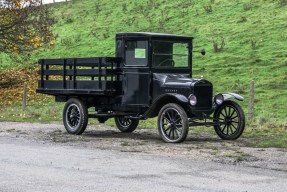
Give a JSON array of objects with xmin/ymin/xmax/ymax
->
[{"xmin": 1, "ymin": 136, "xmax": 287, "ymax": 192}]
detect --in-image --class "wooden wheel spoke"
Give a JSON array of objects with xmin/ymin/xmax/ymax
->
[
  {"xmin": 174, "ymin": 129, "xmax": 179, "ymax": 139},
  {"xmin": 171, "ymin": 111, "xmax": 176, "ymax": 121},
  {"xmin": 174, "ymin": 116, "xmax": 181, "ymax": 123},
  {"xmin": 166, "ymin": 112, "xmax": 172, "ymax": 121},
  {"xmin": 221, "ymin": 125, "xmax": 227, "ymax": 132},
  {"xmin": 224, "ymin": 107, "xmax": 228, "ymax": 116},
  {"xmin": 168, "ymin": 128, "xmax": 172, "ymax": 137},
  {"xmin": 163, "ymin": 117, "xmax": 171, "ymax": 123},
  {"xmin": 228, "ymin": 107, "xmax": 231, "ymax": 116},
  {"xmin": 164, "ymin": 126, "xmax": 171, "ymax": 132},
  {"xmin": 220, "ymin": 111, "xmax": 226, "ymax": 117},
  {"xmin": 229, "ymin": 125, "xmax": 234, "ymax": 134},
  {"xmin": 231, "ymin": 123, "xmax": 238, "ymax": 131},
  {"xmin": 175, "ymin": 126, "xmax": 182, "ymax": 133},
  {"xmin": 226, "ymin": 125, "xmax": 230, "ymax": 135},
  {"xmin": 171, "ymin": 129, "xmax": 175, "ymax": 139},
  {"xmin": 230, "ymin": 109, "xmax": 236, "ymax": 118}
]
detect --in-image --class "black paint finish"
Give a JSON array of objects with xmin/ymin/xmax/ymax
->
[{"xmin": 37, "ymin": 32, "xmax": 232, "ymax": 120}]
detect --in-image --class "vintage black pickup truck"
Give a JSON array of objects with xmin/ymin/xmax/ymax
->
[{"xmin": 37, "ymin": 32, "xmax": 245, "ymax": 143}]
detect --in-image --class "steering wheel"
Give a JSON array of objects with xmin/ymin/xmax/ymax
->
[{"xmin": 158, "ymin": 59, "xmax": 175, "ymax": 67}]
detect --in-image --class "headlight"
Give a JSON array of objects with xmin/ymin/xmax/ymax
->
[
  {"xmin": 214, "ymin": 94, "xmax": 224, "ymax": 105},
  {"xmin": 189, "ymin": 94, "xmax": 197, "ymax": 106}
]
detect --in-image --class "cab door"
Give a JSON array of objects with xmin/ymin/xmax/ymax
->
[{"xmin": 122, "ymin": 40, "xmax": 151, "ymax": 107}]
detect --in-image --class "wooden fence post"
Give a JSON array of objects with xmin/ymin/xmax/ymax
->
[
  {"xmin": 248, "ymin": 80, "xmax": 255, "ymax": 120},
  {"xmin": 22, "ymin": 83, "xmax": 27, "ymax": 110}
]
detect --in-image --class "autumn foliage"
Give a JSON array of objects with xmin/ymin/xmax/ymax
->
[
  {"xmin": 0, "ymin": 0, "xmax": 55, "ymax": 54},
  {"xmin": 0, "ymin": 67, "xmax": 49, "ymax": 106}
]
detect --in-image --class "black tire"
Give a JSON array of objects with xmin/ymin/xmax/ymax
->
[
  {"xmin": 158, "ymin": 103, "xmax": 189, "ymax": 143},
  {"xmin": 63, "ymin": 98, "xmax": 88, "ymax": 135},
  {"xmin": 213, "ymin": 100, "xmax": 245, "ymax": 140},
  {"xmin": 114, "ymin": 117, "xmax": 139, "ymax": 133}
]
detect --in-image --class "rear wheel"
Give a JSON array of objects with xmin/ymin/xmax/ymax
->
[
  {"xmin": 63, "ymin": 98, "xmax": 88, "ymax": 135},
  {"xmin": 115, "ymin": 117, "xmax": 139, "ymax": 133},
  {"xmin": 158, "ymin": 103, "xmax": 189, "ymax": 143},
  {"xmin": 213, "ymin": 100, "xmax": 245, "ymax": 140}
]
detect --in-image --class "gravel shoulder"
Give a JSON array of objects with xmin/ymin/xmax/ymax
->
[{"xmin": 0, "ymin": 121, "xmax": 286, "ymax": 172}]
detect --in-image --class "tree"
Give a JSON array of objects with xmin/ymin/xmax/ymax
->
[{"xmin": 0, "ymin": 0, "xmax": 55, "ymax": 55}]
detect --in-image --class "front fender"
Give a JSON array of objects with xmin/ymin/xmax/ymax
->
[
  {"xmin": 222, "ymin": 93, "xmax": 244, "ymax": 101},
  {"xmin": 142, "ymin": 93, "xmax": 188, "ymax": 118},
  {"xmin": 166, "ymin": 93, "xmax": 189, "ymax": 103}
]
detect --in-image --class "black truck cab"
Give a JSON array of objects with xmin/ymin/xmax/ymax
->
[{"xmin": 115, "ymin": 33, "xmax": 212, "ymax": 118}]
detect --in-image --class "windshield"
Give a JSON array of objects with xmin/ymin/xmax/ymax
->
[{"xmin": 152, "ymin": 41, "xmax": 189, "ymax": 68}]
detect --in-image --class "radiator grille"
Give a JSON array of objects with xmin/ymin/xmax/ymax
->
[{"xmin": 194, "ymin": 83, "xmax": 213, "ymax": 109}]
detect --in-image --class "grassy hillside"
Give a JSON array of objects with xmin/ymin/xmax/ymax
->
[{"xmin": 0, "ymin": 0, "xmax": 287, "ymax": 122}]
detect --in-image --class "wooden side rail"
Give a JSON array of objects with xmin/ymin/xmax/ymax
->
[{"xmin": 38, "ymin": 57, "xmax": 122, "ymax": 92}]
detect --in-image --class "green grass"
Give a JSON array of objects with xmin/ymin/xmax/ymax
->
[
  {"xmin": 0, "ymin": 101, "xmax": 64, "ymax": 123},
  {"xmin": 243, "ymin": 122, "xmax": 287, "ymax": 148},
  {"xmin": 0, "ymin": 0, "xmax": 287, "ymax": 147}
]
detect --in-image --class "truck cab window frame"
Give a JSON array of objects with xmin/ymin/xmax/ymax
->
[{"xmin": 125, "ymin": 40, "xmax": 148, "ymax": 66}]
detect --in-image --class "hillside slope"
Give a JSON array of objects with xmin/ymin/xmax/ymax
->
[{"xmin": 1, "ymin": 0, "xmax": 287, "ymax": 120}]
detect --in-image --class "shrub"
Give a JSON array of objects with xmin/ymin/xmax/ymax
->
[
  {"xmin": 250, "ymin": 39, "xmax": 257, "ymax": 49},
  {"xmin": 278, "ymin": 0, "xmax": 287, "ymax": 6},
  {"xmin": 203, "ymin": 4, "xmax": 213, "ymax": 13},
  {"xmin": 60, "ymin": 38, "xmax": 72, "ymax": 46},
  {"xmin": 243, "ymin": 3, "xmax": 252, "ymax": 11},
  {"xmin": 65, "ymin": 17, "xmax": 73, "ymax": 24},
  {"xmin": 213, "ymin": 37, "xmax": 225, "ymax": 52},
  {"xmin": 122, "ymin": 3, "xmax": 127, "ymax": 12},
  {"xmin": 95, "ymin": 2, "xmax": 101, "ymax": 15},
  {"xmin": 238, "ymin": 16, "xmax": 247, "ymax": 23}
]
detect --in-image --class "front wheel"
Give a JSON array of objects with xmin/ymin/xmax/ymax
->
[
  {"xmin": 114, "ymin": 117, "xmax": 139, "ymax": 133},
  {"xmin": 158, "ymin": 103, "xmax": 189, "ymax": 143},
  {"xmin": 63, "ymin": 98, "xmax": 88, "ymax": 135},
  {"xmin": 213, "ymin": 100, "xmax": 245, "ymax": 140}
]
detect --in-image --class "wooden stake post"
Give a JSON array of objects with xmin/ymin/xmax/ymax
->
[
  {"xmin": 248, "ymin": 80, "xmax": 255, "ymax": 120},
  {"xmin": 22, "ymin": 83, "xmax": 27, "ymax": 110}
]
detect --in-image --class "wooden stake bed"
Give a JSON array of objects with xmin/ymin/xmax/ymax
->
[{"xmin": 36, "ymin": 57, "xmax": 122, "ymax": 96}]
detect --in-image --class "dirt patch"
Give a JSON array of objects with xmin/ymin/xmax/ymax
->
[{"xmin": 0, "ymin": 122, "xmax": 286, "ymax": 172}]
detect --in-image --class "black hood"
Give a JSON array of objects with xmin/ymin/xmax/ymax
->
[{"xmin": 153, "ymin": 73, "xmax": 211, "ymax": 87}]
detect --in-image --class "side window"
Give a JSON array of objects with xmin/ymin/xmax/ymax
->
[
  {"xmin": 125, "ymin": 41, "xmax": 148, "ymax": 66},
  {"xmin": 152, "ymin": 41, "xmax": 189, "ymax": 68}
]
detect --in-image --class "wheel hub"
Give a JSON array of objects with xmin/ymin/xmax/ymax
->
[{"xmin": 225, "ymin": 117, "xmax": 232, "ymax": 125}]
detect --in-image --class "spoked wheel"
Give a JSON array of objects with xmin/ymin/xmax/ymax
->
[
  {"xmin": 115, "ymin": 117, "xmax": 139, "ymax": 133},
  {"xmin": 213, "ymin": 100, "xmax": 245, "ymax": 140},
  {"xmin": 158, "ymin": 103, "xmax": 189, "ymax": 143},
  {"xmin": 63, "ymin": 98, "xmax": 88, "ymax": 135}
]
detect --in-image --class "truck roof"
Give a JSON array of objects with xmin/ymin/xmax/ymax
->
[{"xmin": 116, "ymin": 32, "xmax": 193, "ymax": 40}]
